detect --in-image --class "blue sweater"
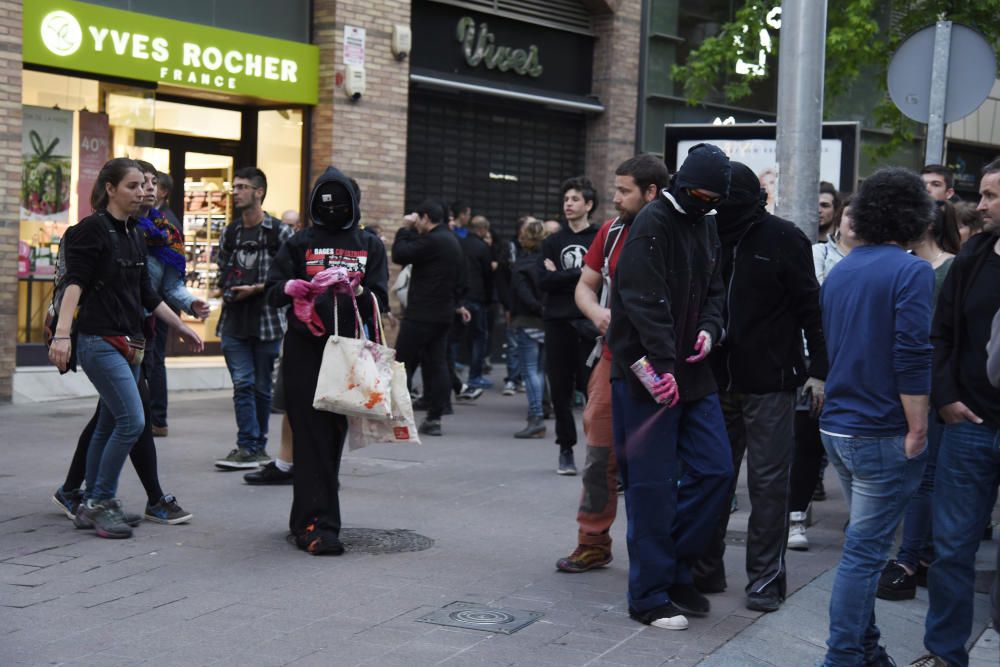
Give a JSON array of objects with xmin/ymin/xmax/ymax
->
[{"xmin": 820, "ymin": 245, "xmax": 934, "ymax": 437}]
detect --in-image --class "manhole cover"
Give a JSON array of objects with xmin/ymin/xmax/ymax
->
[
  {"xmin": 339, "ymin": 528, "xmax": 434, "ymax": 554},
  {"xmin": 416, "ymin": 601, "xmax": 543, "ymax": 634}
]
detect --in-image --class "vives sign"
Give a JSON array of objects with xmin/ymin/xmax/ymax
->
[
  {"xmin": 456, "ymin": 17, "xmax": 543, "ymax": 78},
  {"xmin": 24, "ymin": 0, "xmax": 319, "ymax": 105}
]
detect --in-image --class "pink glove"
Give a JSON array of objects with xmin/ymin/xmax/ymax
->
[
  {"xmin": 685, "ymin": 330, "xmax": 713, "ymax": 363},
  {"xmin": 284, "ymin": 278, "xmax": 313, "ymax": 299},
  {"xmin": 651, "ymin": 373, "xmax": 679, "ymax": 408}
]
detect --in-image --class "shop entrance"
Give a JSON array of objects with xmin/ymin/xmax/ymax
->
[{"xmin": 405, "ymin": 88, "xmax": 587, "ymax": 241}]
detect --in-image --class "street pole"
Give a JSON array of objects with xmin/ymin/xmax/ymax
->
[
  {"xmin": 774, "ymin": 0, "xmax": 828, "ymax": 243},
  {"xmin": 924, "ymin": 20, "xmax": 952, "ymax": 165}
]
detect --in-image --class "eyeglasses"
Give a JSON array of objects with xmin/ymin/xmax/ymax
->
[
  {"xmin": 232, "ymin": 183, "xmax": 260, "ymax": 192},
  {"xmin": 686, "ymin": 188, "xmax": 722, "ymax": 204}
]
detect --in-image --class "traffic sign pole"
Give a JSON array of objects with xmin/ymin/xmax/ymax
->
[{"xmin": 925, "ymin": 20, "xmax": 952, "ymax": 165}]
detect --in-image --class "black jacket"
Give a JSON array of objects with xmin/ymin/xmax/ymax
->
[
  {"xmin": 931, "ymin": 231, "xmax": 1000, "ymax": 425},
  {"xmin": 539, "ymin": 223, "xmax": 599, "ymax": 320},
  {"xmin": 63, "ymin": 212, "xmax": 162, "ymax": 338},
  {"xmin": 608, "ymin": 192, "xmax": 725, "ymax": 403},
  {"xmin": 710, "ymin": 211, "xmax": 828, "ymax": 393},
  {"xmin": 392, "ymin": 223, "xmax": 466, "ymax": 324},
  {"xmin": 460, "ymin": 234, "xmax": 493, "ymax": 303},
  {"xmin": 267, "ymin": 166, "xmax": 388, "ymax": 338},
  {"xmin": 510, "ymin": 250, "xmax": 545, "ymax": 326}
]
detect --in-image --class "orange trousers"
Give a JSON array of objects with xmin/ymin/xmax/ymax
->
[{"xmin": 577, "ymin": 356, "xmax": 619, "ymax": 548}]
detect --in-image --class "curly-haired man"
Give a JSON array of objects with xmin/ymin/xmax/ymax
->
[{"xmin": 818, "ymin": 167, "xmax": 936, "ymax": 666}]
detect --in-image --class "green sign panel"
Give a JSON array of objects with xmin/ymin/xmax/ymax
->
[{"xmin": 23, "ymin": 0, "xmax": 319, "ymax": 105}]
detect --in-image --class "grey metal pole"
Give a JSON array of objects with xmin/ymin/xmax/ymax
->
[
  {"xmin": 924, "ymin": 20, "xmax": 952, "ymax": 165},
  {"xmin": 774, "ymin": 0, "xmax": 828, "ymax": 243}
]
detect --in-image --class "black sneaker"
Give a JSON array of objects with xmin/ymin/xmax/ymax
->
[
  {"xmin": 74, "ymin": 499, "xmax": 133, "ymax": 539},
  {"xmin": 293, "ymin": 523, "xmax": 345, "ymax": 556},
  {"xmin": 629, "ymin": 603, "xmax": 689, "ymax": 630},
  {"xmin": 215, "ymin": 448, "xmax": 270, "ymax": 470},
  {"xmin": 244, "ymin": 461, "xmax": 293, "ymax": 485},
  {"xmin": 52, "ymin": 486, "xmax": 83, "ymax": 520},
  {"xmin": 412, "ymin": 397, "xmax": 429, "ymax": 411},
  {"xmin": 668, "ymin": 584, "xmax": 710, "ymax": 617},
  {"xmin": 456, "ymin": 385, "xmax": 483, "ymax": 401},
  {"xmin": 877, "ymin": 560, "xmax": 916, "ymax": 601},
  {"xmin": 144, "ymin": 495, "xmax": 193, "ymax": 524},
  {"xmin": 746, "ymin": 589, "xmax": 783, "ymax": 612},
  {"xmin": 557, "ymin": 449, "xmax": 577, "ymax": 475},
  {"xmin": 693, "ymin": 570, "xmax": 727, "ymax": 594},
  {"xmin": 418, "ymin": 419, "xmax": 442, "ymax": 436}
]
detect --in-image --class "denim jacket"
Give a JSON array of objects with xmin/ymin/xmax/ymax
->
[{"xmin": 146, "ymin": 253, "xmax": 196, "ymax": 315}]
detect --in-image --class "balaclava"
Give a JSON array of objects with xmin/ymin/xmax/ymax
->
[
  {"xmin": 311, "ymin": 180, "xmax": 354, "ymax": 229},
  {"xmin": 714, "ymin": 161, "xmax": 767, "ymax": 247},
  {"xmin": 670, "ymin": 143, "xmax": 732, "ymax": 220}
]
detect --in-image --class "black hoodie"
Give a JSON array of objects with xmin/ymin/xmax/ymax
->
[{"xmin": 267, "ymin": 166, "xmax": 389, "ymax": 338}]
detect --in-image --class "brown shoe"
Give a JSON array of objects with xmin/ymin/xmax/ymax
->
[
  {"xmin": 556, "ymin": 545, "xmax": 612, "ymax": 573},
  {"xmin": 152, "ymin": 426, "xmax": 168, "ymax": 437}
]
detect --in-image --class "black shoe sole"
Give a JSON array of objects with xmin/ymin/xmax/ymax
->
[
  {"xmin": 876, "ymin": 586, "xmax": 916, "ymax": 601},
  {"xmin": 746, "ymin": 598, "xmax": 782, "ymax": 613}
]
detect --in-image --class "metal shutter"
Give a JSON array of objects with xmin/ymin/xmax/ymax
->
[{"xmin": 427, "ymin": 0, "xmax": 593, "ymax": 35}]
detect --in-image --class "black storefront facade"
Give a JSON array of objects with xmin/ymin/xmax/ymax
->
[{"xmin": 405, "ymin": 0, "xmax": 605, "ymax": 242}]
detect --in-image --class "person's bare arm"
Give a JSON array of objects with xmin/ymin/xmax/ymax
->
[
  {"xmin": 900, "ymin": 393, "xmax": 929, "ymax": 458},
  {"xmin": 574, "ymin": 266, "xmax": 609, "ymax": 334},
  {"xmin": 48, "ymin": 285, "xmax": 82, "ymax": 372}
]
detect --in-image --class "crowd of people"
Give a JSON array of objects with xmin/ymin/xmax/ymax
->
[{"xmin": 45, "ymin": 149, "xmax": 999, "ymax": 667}]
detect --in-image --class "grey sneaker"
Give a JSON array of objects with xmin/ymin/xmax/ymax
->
[
  {"xmin": 502, "ymin": 381, "xmax": 517, "ymax": 396},
  {"xmin": 215, "ymin": 448, "xmax": 269, "ymax": 470},
  {"xmin": 74, "ymin": 499, "xmax": 133, "ymax": 539},
  {"xmin": 557, "ymin": 449, "xmax": 577, "ymax": 475},
  {"xmin": 145, "ymin": 494, "xmax": 193, "ymax": 524}
]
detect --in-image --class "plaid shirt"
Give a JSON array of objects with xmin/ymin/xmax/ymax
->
[{"xmin": 215, "ymin": 213, "xmax": 292, "ymax": 341}]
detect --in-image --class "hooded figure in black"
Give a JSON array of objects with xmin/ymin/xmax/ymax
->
[
  {"xmin": 691, "ymin": 161, "xmax": 827, "ymax": 610},
  {"xmin": 267, "ymin": 166, "xmax": 389, "ymax": 555}
]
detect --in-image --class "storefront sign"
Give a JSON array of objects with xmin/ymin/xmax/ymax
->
[
  {"xmin": 24, "ymin": 0, "xmax": 319, "ymax": 105},
  {"xmin": 411, "ymin": 1, "xmax": 593, "ymax": 98},
  {"xmin": 21, "ymin": 106, "xmax": 73, "ymax": 222},
  {"xmin": 456, "ymin": 17, "xmax": 542, "ymax": 78},
  {"xmin": 343, "ymin": 26, "xmax": 366, "ymax": 66},
  {"xmin": 77, "ymin": 111, "xmax": 109, "ymax": 218}
]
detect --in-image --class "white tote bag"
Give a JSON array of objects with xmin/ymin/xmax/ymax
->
[{"xmin": 312, "ymin": 293, "xmax": 395, "ymax": 420}]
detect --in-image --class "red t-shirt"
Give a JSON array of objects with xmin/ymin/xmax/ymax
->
[{"xmin": 583, "ymin": 218, "xmax": 629, "ymax": 360}]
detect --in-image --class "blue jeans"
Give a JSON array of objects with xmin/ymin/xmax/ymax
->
[
  {"xmin": 221, "ymin": 335, "xmax": 281, "ymax": 452},
  {"xmin": 515, "ymin": 328, "xmax": 543, "ymax": 417},
  {"xmin": 465, "ymin": 301, "xmax": 490, "ymax": 381},
  {"xmin": 504, "ymin": 323, "xmax": 522, "ymax": 384},
  {"xmin": 77, "ymin": 335, "xmax": 144, "ymax": 501},
  {"xmin": 821, "ymin": 433, "xmax": 926, "ymax": 667},
  {"xmin": 924, "ymin": 421, "xmax": 1000, "ymax": 667},
  {"xmin": 611, "ymin": 382, "xmax": 734, "ymax": 613},
  {"xmin": 896, "ymin": 413, "xmax": 944, "ymax": 569}
]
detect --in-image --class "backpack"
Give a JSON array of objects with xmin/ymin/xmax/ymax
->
[{"xmin": 218, "ymin": 217, "xmax": 283, "ymax": 286}]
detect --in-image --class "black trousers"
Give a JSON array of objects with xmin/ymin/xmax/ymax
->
[
  {"xmin": 789, "ymin": 411, "xmax": 824, "ymax": 513},
  {"xmin": 544, "ymin": 320, "xmax": 593, "ymax": 448},
  {"xmin": 693, "ymin": 390, "xmax": 795, "ymax": 597},
  {"xmin": 142, "ymin": 317, "xmax": 170, "ymax": 429},
  {"xmin": 396, "ymin": 319, "xmax": 451, "ymax": 421},
  {"xmin": 284, "ymin": 329, "xmax": 347, "ymax": 537}
]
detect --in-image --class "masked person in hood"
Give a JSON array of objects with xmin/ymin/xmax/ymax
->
[
  {"xmin": 267, "ymin": 167, "xmax": 388, "ymax": 555},
  {"xmin": 606, "ymin": 143, "xmax": 734, "ymax": 630},
  {"xmin": 690, "ymin": 162, "xmax": 827, "ymax": 614}
]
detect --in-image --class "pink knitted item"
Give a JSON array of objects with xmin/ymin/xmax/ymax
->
[{"xmin": 284, "ymin": 267, "xmax": 361, "ymax": 336}]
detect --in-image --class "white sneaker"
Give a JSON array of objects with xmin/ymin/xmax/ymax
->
[
  {"xmin": 788, "ymin": 518, "xmax": 809, "ymax": 551},
  {"xmin": 651, "ymin": 614, "xmax": 689, "ymax": 630}
]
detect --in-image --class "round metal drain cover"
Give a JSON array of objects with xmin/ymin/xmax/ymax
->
[
  {"xmin": 339, "ymin": 528, "xmax": 434, "ymax": 554},
  {"xmin": 449, "ymin": 609, "xmax": 516, "ymax": 625}
]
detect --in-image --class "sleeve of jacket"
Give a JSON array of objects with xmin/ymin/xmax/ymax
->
[
  {"xmin": 930, "ymin": 255, "xmax": 961, "ymax": 407},
  {"xmin": 454, "ymin": 245, "xmax": 468, "ymax": 307},
  {"xmin": 266, "ymin": 238, "xmax": 298, "ymax": 308},
  {"xmin": 512, "ymin": 266, "xmax": 543, "ymax": 317},
  {"xmin": 62, "ymin": 220, "xmax": 102, "ymax": 290},
  {"xmin": 359, "ymin": 235, "xmax": 390, "ymax": 312},
  {"xmin": 160, "ymin": 261, "xmax": 197, "ymax": 314},
  {"xmin": 216, "ymin": 223, "xmax": 234, "ymax": 289},
  {"xmin": 391, "ymin": 227, "xmax": 428, "ymax": 266},
  {"xmin": 138, "ymin": 246, "xmax": 163, "ymax": 313},
  {"xmin": 616, "ymin": 227, "xmax": 676, "ymax": 375},
  {"xmin": 895, "ymin": 261, "xmax": 935, "ymax": 395},
  {"xmin": 538, "ymin": 235, "xmax": 581, "ymax": 292},
  {"xmin": 695, "ymin": 224, "xmax": 725, "ymax": 345},
  {"xmin": 987, "ymin": 308, "xmax": 1000, "ymax": 388},
  {"xmin": 787, "ymin": 231, "xmax": 828, "ymax": 379}
]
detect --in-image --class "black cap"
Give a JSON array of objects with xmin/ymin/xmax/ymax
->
[{"xmin": 675, "ymin": 143, "xmax": 732, "ymax": 198}]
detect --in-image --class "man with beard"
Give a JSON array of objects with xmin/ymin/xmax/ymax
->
[
  {"xmin": 818, "ymin": 181, "xmax": 841, "ymax": 243},
  {"xmin": 608, "ymin": 144, "xmax": 734, "ymax": 630},
  {"xmin": 556, "ymin": 154, "xmax": 670, "ymax": 573},
  {"xmin": 691, "ymin": 162, "xmax": 827, "ymax": 613},
  {"xmin": 214, "ymin": 168, "xmax": 292, "ymax": 470},
  {"xmin": 908, "ymin": 159, "xmax": 1000, "ymax": 667}
]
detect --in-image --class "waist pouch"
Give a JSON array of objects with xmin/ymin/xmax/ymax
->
[{"xmin": 103, "ymin": 335, "xmax": 146, "ymax": 366}]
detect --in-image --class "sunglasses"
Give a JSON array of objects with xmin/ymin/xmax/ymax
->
[{"xmin": 686, "ymin": 188, "xmax": 722, "ymax": 204}]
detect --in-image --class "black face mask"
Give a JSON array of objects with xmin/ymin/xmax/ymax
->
[
  {"xmin": 311, "ymin": 181, "xmax": 354, "ymax": 229},
  {"xmin": 671, "ymin": 186, "xmax": 717, "ymax": 220}
]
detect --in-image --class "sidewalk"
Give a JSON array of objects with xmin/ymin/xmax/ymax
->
[{"xmin": 0, "ymin": 388, "xmax": 995, "ymax": 666}]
